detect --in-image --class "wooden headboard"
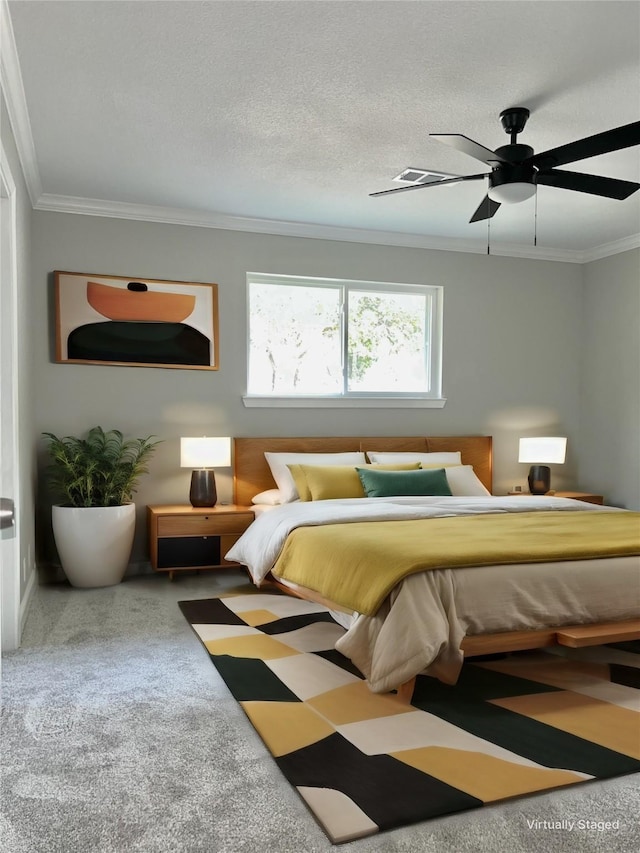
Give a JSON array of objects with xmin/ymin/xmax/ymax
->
[{"xmin": 233, "ymin": 436, "xmax": 493, "ymax": 505}]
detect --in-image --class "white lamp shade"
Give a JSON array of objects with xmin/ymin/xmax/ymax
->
[
  {"xmin": 518, "ymin": 436, "xmax": 567, "ymax": 464},
  {"xmin": 488, "ymin": 182, "xmax": 536, "ymax": 204},
  {"xmin": 180, "ymin": 437, "xmax": 231, "ymax": 469}
]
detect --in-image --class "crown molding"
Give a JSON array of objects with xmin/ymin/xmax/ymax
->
[
  {"xmin": 0, "ymin": 0, "xmax": 42, "ymax": 205},
  {"xmin": 35, "ymin": 192, "xmax": 595, "ymax": 263},
  {"xmin": 580, "ymin": 233, "xmax": 640, "ymax": 263}
]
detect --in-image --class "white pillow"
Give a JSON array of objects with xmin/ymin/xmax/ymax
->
[
  {"xmin": 264, "ymin": 451, "xmax": 367, "ymax": 502},
  {"xmin": 251, "ymin": 489, "xmax": 285, "ymax": 506},
  {"xmin": 367, "ymin": 451, "xmax": 462, "ymax": 465},
  {"xmin": 441, "ymin": 465, "xmax": 491, "ymax": 497}
]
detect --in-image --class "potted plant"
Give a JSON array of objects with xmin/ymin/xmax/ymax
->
[{"xmin": 43, "ymin": 426, "xmax": 161, "ymax": 588}]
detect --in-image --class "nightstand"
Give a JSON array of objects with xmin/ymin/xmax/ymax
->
[
  {"xmin": 550, "ymin": 491, "xmax": 604, "ymax": 505},
  {"xmin": 507, "ymin": 490, "xmax": 604, "ymax": 505},
  {"xmin": 147, "ymin": 504, "xmax": 254, "ymax": 579}
]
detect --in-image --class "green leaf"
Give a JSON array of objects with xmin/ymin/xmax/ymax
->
[{"xmin": 42, "ymin": 427, "xmax": 162, "ymax": 507}]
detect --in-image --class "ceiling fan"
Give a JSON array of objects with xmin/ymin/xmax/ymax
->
[{"xmin": 370, "ymin": 108, "xmax": 640, "ymax": 223}]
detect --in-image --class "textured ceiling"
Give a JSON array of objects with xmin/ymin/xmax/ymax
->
[{"xmin": 6, "ymin": 0, "xmax": 640, "ymax": 257}]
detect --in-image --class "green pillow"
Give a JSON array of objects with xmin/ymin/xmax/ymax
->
[
  {"xmin": 356, "ymin": 467, "xmax": 452, "ymax": 498},
  {"xmin": 288, "ymin": 462, "xmax": 421, "ymax": 501}
]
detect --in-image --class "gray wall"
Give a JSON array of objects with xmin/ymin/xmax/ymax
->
[
  {"xmin": 579, "ymin": 249, "xmax": 640, "ymax": 509},
  {"xmin": 32, "ymin": 210, "xmax": 588, "ymax": 569},
  {"xmin": 1, "ymin": 92, "xmax": 36, "ymax": 606}
]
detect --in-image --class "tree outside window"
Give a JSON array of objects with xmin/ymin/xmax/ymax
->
[{"xmin": 247, "ymin": 273, "xmax": 442, "ymax": 399}]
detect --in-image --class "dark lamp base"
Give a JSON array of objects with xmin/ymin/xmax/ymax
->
[
  {"xmin": 189, "ymin": 470, "xmax": 217, "ymax": 507},
  {"xmin": 528, "ymin": 465, "xmax": 551, "ymax": 495}
]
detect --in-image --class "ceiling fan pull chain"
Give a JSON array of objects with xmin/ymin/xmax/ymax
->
[
  {"xmin": 487, "ymin": 188, "xmax": 491, "ymax": 255},
  {"xmin": 534, "ymin": 186, "xmax": 538, "ymax": 247}
]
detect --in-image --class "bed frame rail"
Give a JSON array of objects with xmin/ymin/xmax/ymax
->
[{"xmin": 395, "ymin": 620, "xmax": 640, "ymax": 703}]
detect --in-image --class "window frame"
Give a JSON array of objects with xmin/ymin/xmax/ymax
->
[{"xmin": 244, "ymin": 272, "xmax": 445, "ymax": 408}]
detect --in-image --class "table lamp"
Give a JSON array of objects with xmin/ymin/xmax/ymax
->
[
  {"xmin": 180, "ymin": 437, "xmax": 231, "ymax": 507},
  {"xmin": 518, "ymin": 436, "xmax": 567, "ymax": 495}
]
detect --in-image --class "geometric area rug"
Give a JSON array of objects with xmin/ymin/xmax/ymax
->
[{"xmin": 179, "ymin": 592, "xmax": 640, "ymax": 844}]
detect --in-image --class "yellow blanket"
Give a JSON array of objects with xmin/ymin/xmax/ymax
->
[{"xmin": 273, "ymin": 510, "xmax": 640, "ymax": 616}]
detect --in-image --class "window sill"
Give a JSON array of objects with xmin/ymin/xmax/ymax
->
[{"xmin": 242, "ymin": 396, "xmax": 447, "ymax": 409}]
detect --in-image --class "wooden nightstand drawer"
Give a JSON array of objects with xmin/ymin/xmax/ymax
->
[
  {"xmin": 147, "ymin": 504, "xmax": 254, "ymax": 578},
  {"xmin": 157, "ymin": 513, "xmax": 252, "ymax": 537},
  {"xmin": 157, "ymin": 535, "xmax": 221, "ymax": 569}
]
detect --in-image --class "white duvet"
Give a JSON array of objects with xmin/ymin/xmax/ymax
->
[
  {"xmin": 227, "ymin": 494, "xmax": 612, "ymax": 584},
  {"xmin": 226, "ymin": 496, "xmax": 639, "ymax": 692}
]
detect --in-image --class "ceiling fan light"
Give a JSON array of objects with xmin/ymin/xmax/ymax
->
[{"xmin": 488, "ymin": 182, "xmax": 536, "ymax": 204}]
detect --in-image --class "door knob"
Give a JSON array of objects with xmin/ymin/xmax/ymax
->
[{"xmin": 0, "ymin": 497, "xmax": 15, "ymax": 530}]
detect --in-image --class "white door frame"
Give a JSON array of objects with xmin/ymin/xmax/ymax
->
[{"xmin": 0, "ymin": 140, "xmax": 21, "ymax": 652}]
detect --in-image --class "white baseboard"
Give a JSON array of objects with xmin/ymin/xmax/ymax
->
[{"xmin": 19, "ymin": 566, "xmax": 37, "ymax": 641}]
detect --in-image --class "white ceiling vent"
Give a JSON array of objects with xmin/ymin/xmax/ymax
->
[{"xmin": 392, "ymin": 168, "xmax": 457, "ymax": 184}]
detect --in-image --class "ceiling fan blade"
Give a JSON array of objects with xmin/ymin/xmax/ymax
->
[
  {"xmin": 369, "ymin": 173, "xmax": 488, "ymax": 197},
  {"xmin": 536, "ymin": 169, "xmax": 640, "ymax": 200},
  {"xmin": 429, "ymin": 134, "xmax": 511, "ymax": 166},
  {"xmin": 469, "ymin": 195, "xmax": 501, "ymax": 223},
  {"xmin": 531, "ymin": 121, "xmax": 640, "ymax": 169}
]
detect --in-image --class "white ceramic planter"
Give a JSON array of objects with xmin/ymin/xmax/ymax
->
[{"xmin": 52, "ymin": 503, "xmax": 136, "ymax": 588}]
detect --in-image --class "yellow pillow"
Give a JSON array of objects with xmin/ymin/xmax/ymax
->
[
  {"xmin": 287, "ymin": 463, "xmax": 314, "ymax": 501},
  {"xmin": 289, "ymin": 463, "xmax": 420, "ymax": 501}
]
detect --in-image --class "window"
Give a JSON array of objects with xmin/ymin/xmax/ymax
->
[{"xmin": 245, "ymin": 273, "xmax": 444, "ymax": 407}]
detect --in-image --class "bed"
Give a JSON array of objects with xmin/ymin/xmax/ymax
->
[{"xmin": 228, "ymin": 435, "xmax": 640, "ymax": 700}]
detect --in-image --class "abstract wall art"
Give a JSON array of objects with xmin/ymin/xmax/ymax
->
[{"xmin": 54, "ymin": 271, "xmax": 219, "ymax": 370}]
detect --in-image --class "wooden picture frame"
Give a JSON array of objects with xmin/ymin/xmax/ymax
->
[{"xmin": 54, "ymin": 271, "xmax": 219, "ymax": 370}]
